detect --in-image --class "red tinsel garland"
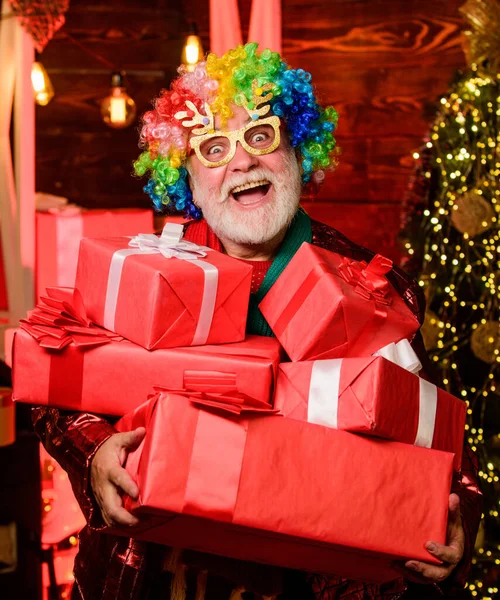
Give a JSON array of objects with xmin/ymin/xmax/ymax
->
[{"xmin": 7, "ymin": 0, "xmax": 69, "ymax": 52}]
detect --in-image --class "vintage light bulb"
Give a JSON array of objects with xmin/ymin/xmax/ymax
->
[
  {"xmin": 181, "ymin": 24, "xmax": 203, "ymax": 72},
  {"xmin": 31, "ymin": 61, "xmax": 54, "ymax": 106},
  {"xmin": 100, "ymin": 72, "xmax": 136, "ymax": 129}
]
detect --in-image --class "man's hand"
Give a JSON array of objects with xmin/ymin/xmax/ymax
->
[
  {"xmin": 90, "ymin": 427, "xmax": 146, "ymax": 528},
  {"xmin": 393, "ymin": 493, "xmax": 464, "ymax": 584}
]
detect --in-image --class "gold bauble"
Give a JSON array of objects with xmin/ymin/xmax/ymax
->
[
  {"xmin": 471, "ymin": 321, "xmax": 500, "ymax": 364},
  {"xmin": 421, "ymin": 310, "xmax": 442, "ymax": 351},
  {"xmin": 460, "ymin": 0, "xmax": 500, "ymax": 75},
  {"xmin": 450, "ymin": 191, "xmax": 494, "ymax": 237}
]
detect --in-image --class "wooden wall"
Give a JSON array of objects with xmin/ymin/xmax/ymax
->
[{"xmin": 37, "ymin": 0, "xmax": 467, "ymax": 259}]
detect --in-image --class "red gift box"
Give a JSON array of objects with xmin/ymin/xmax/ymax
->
[
  {"xmin": 114, "ymin": 391, "xmax": 453, "ymax": 583},
  {"xmin": 259, "ymin": 243, "xmax": 420, "ymax": 361},
  {"xmin": 36, "ymin": 207, "xmax": 153, "ymax": 302},
  {"xmin": 12, "ymin": 325, "xmax": 282, "ymax": 416},
  {"xmin": 275, "ymin": 354, "xmax": 466, "ymax": 471},
  {"xmin": 75, "ymin": 228, "xmax": 252, "ymax": 350}
]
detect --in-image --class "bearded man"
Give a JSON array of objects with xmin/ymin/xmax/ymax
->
[{"xmin": 33, "ymin": 44, "xmax": 481, "ymax": 600}]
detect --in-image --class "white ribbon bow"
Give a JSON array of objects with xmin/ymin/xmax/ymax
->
[
  {"xmin": 373, "ymin": 339, "xmax": 422, "ymax": 374},
  {"xmin": 128, "ymin": 222, "xmax": 208, "ymax": 260}
]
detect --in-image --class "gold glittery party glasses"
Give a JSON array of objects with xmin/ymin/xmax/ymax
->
[
  {"xmin": 175, "ymin": 81, "xmax": 281, "ymax": 168},
  {"xmin": 189, "ymin": 115, "xmax": 281, "ymax": 168}
]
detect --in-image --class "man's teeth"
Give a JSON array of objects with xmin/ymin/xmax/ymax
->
[{"xmin": 231, "ymin": 180, "xmax": 270, "ymax": 195}]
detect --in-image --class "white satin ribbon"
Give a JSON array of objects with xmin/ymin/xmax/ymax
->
[
  {"xmin": 307, "ymin": 340, "xmax": 437, "ymax": 448},
  {"xmin": 308, "ymin": 359, "xmax": 342, "ymax": 429},
  {"xmin": 190, "ymin": 260, "xmax": 218, "ymax": 346},
  {"xmin": 128, "ymin": 222, "xmax": 208, "ymax": 260},
  {"xmin": 103, "ymin": 223, "xmax": 218, "ymax": 344},
  {"xmin": 414, "ymin": 378, "xmax": 438, "ymax": 448}
]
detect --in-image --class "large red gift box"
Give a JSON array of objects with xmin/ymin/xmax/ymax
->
[
  {"xmin": 75, "ymin": 232, "xmax": 252, "ymax": 350},
  {"xmin": 12, "ymin": 327, "xmax": 282, "ymax": 415},
  {"xmin": 36, "ymin": 207, "xmax": 153, "ymax": 301},
  {"xmin": 274, "ymin": 355, "xmax": 466, "ymax": 471},
  {"xmin": 114, "ymin": 391, "xmax": 453, "ymax": 583},
  {"xmin": 259, "ymin": 243, "xmax": 419, "ymax": 361}
]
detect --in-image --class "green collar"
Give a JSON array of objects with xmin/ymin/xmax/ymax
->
[{"xmin": 247, "ymin": 208, "xmax": 312, "ymax": 337}]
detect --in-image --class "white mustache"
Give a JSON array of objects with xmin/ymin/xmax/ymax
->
[{"xmin": 220, "ymin": 170, "xmax": 278, "ymax": 200}]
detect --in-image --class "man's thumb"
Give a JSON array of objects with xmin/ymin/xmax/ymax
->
[{"xmin": 120, "ymin": 427, "xmax": 146, "ymax": 451}]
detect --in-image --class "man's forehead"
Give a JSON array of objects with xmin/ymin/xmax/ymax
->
[{"xmin": 213, "ymin": 104, "xmax": 253, "ymax": 132}]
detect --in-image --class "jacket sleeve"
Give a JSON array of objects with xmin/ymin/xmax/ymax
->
[
  {"xmin": 32, "ymin": 405, "xmax": 118, "ymax": 529},
  {"xmin": 441, "ymin": 441, "xmax": 483, "ymax": 592}
]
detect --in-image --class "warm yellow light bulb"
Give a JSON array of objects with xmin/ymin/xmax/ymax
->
[
  {"xmin": 101, "ymin": 72, "xmax": 136, "ymax": 129},
  {"xmin": 31, "ymin": 61, "xmax": 54, "ymax": 106},
  {"xmin": 181, "ymin": 29, "xmax": 203, "ymax": 72},
  {"xmin": 110, "ymin": 95, "xmax": 127, "ymax": 124}
]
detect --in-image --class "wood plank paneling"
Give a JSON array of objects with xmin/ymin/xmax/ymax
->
[
  {"xmin": 302, "ymin": 200, "xmax": 402, "ymax": 261},
  {"xmin": 36, "ymin": 0, "xmax": 188, "ymax": 205}
]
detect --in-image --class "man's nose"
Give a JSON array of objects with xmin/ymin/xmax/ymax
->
[{"xmin": 229, "ymin": 141, "xmax": 259, "ymax": 172}]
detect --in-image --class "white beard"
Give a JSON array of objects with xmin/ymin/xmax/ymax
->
[{"xmin": 188, "ymin": 149, "xmax": 302, "ymax": 245}]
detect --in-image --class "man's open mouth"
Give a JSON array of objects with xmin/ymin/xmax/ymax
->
[{"xmin": 230, "ymin": 180, "xmax": 271, "ymax": 205}]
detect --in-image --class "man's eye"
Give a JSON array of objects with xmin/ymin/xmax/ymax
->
[
  {"xmin": 250, "ymin": 132, "xmax": 268, "ymax": 143},
  {"xmin": 207, "ymin": 144, "xmax": 225, "ymax": 155}
]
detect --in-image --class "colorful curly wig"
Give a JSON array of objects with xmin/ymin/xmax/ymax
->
[{"xmin": 134, "ymin": 42, "xmax": 339, "ymax": 219}]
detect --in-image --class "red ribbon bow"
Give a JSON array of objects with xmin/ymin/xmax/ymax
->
[
  {"xmin": 20, "ymin": 287, "xmax": 122, "ymax": 350},
  {"xmin": 153, "ymin": 371, "xmax": 279, "ymax": 417},
  {"xmin": 335, "ymin": 254, "xmax": 393, "ymax": 305}
]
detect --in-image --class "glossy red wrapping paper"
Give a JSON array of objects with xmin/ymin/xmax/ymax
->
[
  {"xmin": 75, "ymin": 237, "xmax": 252, "ymax": 350},
  {"xmin": 259, "ymin": 243, "xmax": 420, "ymax": 361},
  {"xmin": 275, "ymin": 356, "xmax": 466, "ymax": 471},
  {"xmin": 114, "ymin": 392, "xmax": 453, "ymax": 583},
  {"xmin": 12, "ymin": 329, "xmax": 282, "ymax": 415}
]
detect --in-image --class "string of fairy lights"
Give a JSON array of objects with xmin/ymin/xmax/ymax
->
[{"xmin": 404, "ymin": 65, "xmax": 500, "ymax": 599}]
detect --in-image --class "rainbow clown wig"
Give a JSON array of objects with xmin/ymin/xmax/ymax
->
[{"xmin": 134, "ymin": 43, "xmax": 339, "ymax": 219}]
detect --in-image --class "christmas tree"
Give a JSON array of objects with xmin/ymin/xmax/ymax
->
[{"xmin": 400, "ymin": 1, "xmax": 500, "ymax": 597}]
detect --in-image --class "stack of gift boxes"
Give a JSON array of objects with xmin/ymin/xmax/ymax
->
[{"xmin": 12, "ymin": 223, "xmax": 466, "ymax": 583}]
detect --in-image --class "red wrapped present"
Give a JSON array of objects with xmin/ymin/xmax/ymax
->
[
  {"xmin": 113, "ymin": 391, "xmax": 453, "ymax": 583},
  {"xmin": 259, "ymin": 243, "xmax": 420, "ymax": 361},
  {"xmin": 12, "ymin": 289, "xmax": 282, "ymax": 415},
  {"xmin": 75, "ymin": 223, "xmax": 252, "ymax": 349},
  {"xmin": 36, "ymin": 206, "xmax": 153, "ymax": 301},
  {"xmin": 274, "ymin": 345, "xmax": 466, "ymax": 471}
]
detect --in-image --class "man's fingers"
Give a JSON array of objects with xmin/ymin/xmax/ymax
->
[
  {"xmin": 109, "ymin": 465, "xmax": 139, "ymax": 499},
  {"xmin": 425, "ymin": 541, "xmax": 461, "ymax": 565},
  {"xmin": 119, "ymin": 427, "xmax": 146, "ymax": 451},
  {"xmin": 107, "ymin": 505, "xmax": 140, "ymax": 528},
  {"xmin": 403, "ymin": 560, "xmax": 451, "ymax": 584},
  {"xmin": 101, "ymin": 483, "xmax": 140, "ymax": 527}
]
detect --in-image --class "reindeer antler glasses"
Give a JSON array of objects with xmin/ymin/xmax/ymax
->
[{"xmin": 174, "ymin": 81, "xmax": 281, "ymax": 168}]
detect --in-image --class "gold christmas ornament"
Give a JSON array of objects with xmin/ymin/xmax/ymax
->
[
  {"xmin": 460, "ymin": 0, "xmax": 500, "ymax": 75},
  {"xmin": 471, "ymin": 321, "xmax": 500, "ymax": 364},
  {"xmin": 420, "ymin": 310, "xmax": 442, "ymax": 351},
  {"xmin": 450, "ymin": 191, "xmax": 494, "ymax": 237}
]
